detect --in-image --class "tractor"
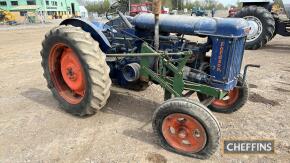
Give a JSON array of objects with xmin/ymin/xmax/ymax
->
[
  {"xmin": 235, "ymin": 0, "xmax": 290, "ymax": 50},
  {"xmin": 40, "ymin": 0, "xmax": 259, "ymax": 159}
]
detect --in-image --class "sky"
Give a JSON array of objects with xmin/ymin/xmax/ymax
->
[{"xmin": 216, "ymin": 0, "xmax": 238, "ymax": 6}]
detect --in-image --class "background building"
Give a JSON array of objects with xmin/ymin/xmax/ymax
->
[{"xmin": 0, "ymin": 0, "xmax": 80, "ymax": 22}]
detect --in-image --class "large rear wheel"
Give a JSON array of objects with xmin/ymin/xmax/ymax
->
[
  {"xmin": 41, "ymin": 25, "xmax": 111, "ymax": 116},
  {"xmin": 235, "ymin": 6, "xmax": 275, "ymax": 50}
]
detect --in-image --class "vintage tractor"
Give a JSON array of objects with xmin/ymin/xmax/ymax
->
[
  {"xmin": 40, "ymin": 0, "xmax": 259, "ymax": 159},
  {"xmin": 235, "ymin": 0, "xmax": 290, "ymax": 50}
]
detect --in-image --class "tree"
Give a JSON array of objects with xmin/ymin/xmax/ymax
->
[
  {"xmin": 103, "ymin": 0, "xmax": 110, "ymax": 11},
  {"xmin": 85, "ymin": 0, "xmax": 111, "ymax": 14}
]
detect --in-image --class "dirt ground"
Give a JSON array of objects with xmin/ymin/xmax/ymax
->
[{"xmin": 0, "ymin": 25, "xmax": 290, "ymax": 163}]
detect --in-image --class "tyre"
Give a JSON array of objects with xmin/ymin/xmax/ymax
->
[
  {"xmin": 270, "ymin": 13, "xmax": 279, "ymax": 41},
  {"xmin": 235, "ymin": 6, "xmax": 275, "ymax": 50},
  {"xmin": 197, "ymin": 77, "xmax": 249, "ymax": 114},
  {"xmin": 41, "ymin": 25, "xmax": 111, "ymax": 116},
  {"xmin": 152, "ymin": 98, "xmax": 221, "ymax": 159}
]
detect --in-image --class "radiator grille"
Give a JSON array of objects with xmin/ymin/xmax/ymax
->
[{"xmin": 210, "ymin": 37, "xmax": 246, "ymax": 91}]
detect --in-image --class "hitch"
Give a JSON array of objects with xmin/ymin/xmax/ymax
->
[{"xmin": 242, "ymin": 64, "xmax": 260, "ymax": 85}]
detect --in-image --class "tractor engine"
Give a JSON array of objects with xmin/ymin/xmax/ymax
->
[{"xmin": 106, "ymin": 14, "xmax": 249, "ymax": 91}]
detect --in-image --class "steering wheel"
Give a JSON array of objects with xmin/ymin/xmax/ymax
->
[{"xmin": 106, "ymin": 0, "xmax": 129, "ymax": 20}]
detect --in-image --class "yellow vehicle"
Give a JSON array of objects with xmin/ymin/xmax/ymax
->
[{"xmin": 0, "ymin": 8, "xmax": 16, "ymax": 24}]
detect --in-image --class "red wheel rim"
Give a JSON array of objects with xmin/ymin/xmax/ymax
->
[
  {"xmin": 48, "ymin": 43, "xmax": 86, "ymax": 104},
  {"xmin": 211, "ymin": 88, "xmax": 239, "ymax": 109},
  {"xmin": 162, "ymin": 113, "xmax": 207, "ymax": 153}
]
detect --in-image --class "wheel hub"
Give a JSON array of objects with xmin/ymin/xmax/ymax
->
[
  {"xmin": 244, "ymin": 16, "xmax": 263, "ymax": 42},
  {"xmin": 66, "ymin": 67, "xmax": 77, "ymax": 81},
  {"xmin": 48, "ymin": 43, "xmax": 86, "ymax": 105},
  {"xmin": 212, "ymin": 88, "xmax": 239, "ymax": 109},
  {"xmin": 162, "ymin": 113, "xmax": 207, "ymax": 153},
  {"xmin": 60, "ymin": 48, "xmax": 85, "ymax": 96},
  {"xmin": 178, "ymin": 128, "xmax": 187, "ymax": 139}
]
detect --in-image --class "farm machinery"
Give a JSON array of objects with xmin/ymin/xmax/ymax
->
[
  {"xmin": 235, "ymin": 0, "xmax": 290, "ymax": 50},
  {"xmin": 0, "ymin": 8, "xmax": 16, "ymax": 25},
  {"xmin": 41, "ymin": 0, "xmax": 259, "ymax": 159}
]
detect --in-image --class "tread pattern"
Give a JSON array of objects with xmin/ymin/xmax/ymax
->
[
  {"xmin": 236, "ymin": 6, "xmax": 275, "ymax": 50},
  {"xmin": 152, "ymin": 98, "xmax": 221, "ymax": 159},
  {"xmin": 41, "ymin": 25, "xmax": 111, "ymax": 116},
  {"xmin": 270, "ymin": 13, "xmax": 279, "ymax": 41}
]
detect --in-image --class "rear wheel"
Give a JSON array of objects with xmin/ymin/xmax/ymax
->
[
  {"xmin": 270, "ymin": 13, "xmax": 279, "ymax": 41},
  {"xmin": 235, "ymin": 6, "xmax": 275, "ymax": 50},
  {"xmin": 152, "ymin": 98, "xmax": 220, "ymax": 159},
  {"xmin": 41, "ymin": 25, "xmax": 111, "ymax": 116}
]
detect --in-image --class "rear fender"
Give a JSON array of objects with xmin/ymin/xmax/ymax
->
[{"xmin": 60, "ymin": 18, "xmax": 111, "ymax": 53}]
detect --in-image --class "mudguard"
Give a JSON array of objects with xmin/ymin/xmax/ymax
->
[{"xmin": 60, "ymin": 18, "xmax": 111, "ymax": 53}]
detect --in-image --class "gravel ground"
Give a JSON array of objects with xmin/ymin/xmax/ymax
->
[{"xmin": 0, "ymin": 24, "xmax": 290, "ymax": 162}]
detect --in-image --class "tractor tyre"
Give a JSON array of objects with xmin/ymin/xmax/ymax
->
[
  {"xmin": 197, "ymin": 77, "xmax": 249, "ymax": 114},
  {"xmin": 152, "ymin": 98, "xmax": 221, "ymax": 159},
  {"xmin": 41, "ymin": 25, "xmax": 111, "ymax": 116},
  {"xmin": 270, "ymin": 13, "xmax": 279, "ymax": 41},
  {"xmin": 235, "ymin": 6, "xmax": 275, "ymax": 50}
]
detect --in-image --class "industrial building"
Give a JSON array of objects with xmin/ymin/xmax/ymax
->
[{"xmin": 0, "ymin": 0, "xmax": 80, "ymax": 22}]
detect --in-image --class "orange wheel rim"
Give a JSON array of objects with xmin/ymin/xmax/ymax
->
[
  {"xmin": 162, "ymin": 113, "xmax": 207, "ymax": 153},
  {"xmin": 48, "ymin": 43, "xmax": 86, "ymax": 104},
  {"xmin": 212, "ymin": 88, "xmax": 239, "ymax": 109}
]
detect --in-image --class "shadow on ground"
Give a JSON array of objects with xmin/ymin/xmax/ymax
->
[
  {"xmin": 104, "ymin": 90, "xmax": 160, "ymax": 123},
  {"xmin": 21, "ymin": 88, "xmax": 163, "ymax": 147},
  {"xmin": 104, "ymin": 90, "xmax": 162, "ymax": 147},
  {"xmin": 263, "ymin": 43, "xmax": 290, "ymax": 53},
  {"xmin": 20, "ymin": 88, "xmax": 68, "ymax": 115}
]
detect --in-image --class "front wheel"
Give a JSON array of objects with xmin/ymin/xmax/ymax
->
[
  {"xmin": 152, "ymin": 98, "xmax": 221, "ymax": 159},
  {"xmin": 41, "ymin": 25, "xmax": 111, "ymax": 116},
  {"xmin": 197, "ymin": 77, "xmax": 249, "ymax": 114}
]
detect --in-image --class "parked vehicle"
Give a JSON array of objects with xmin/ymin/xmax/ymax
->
[
  {"xmin": 235, "ymin": 0, "xmax": 290, "ymax": 50},
  {"xmin": 40, "ymin": 0, "xmax": 259, "ymax": 159},
  {"xmin": 0, "ymin": 8, "xmax": 16, "ymax": 24},
  {"xmin": 191, "ymin": 7, "xmax": 208, "ymax": 16},
  {"xmin": 130, "ymin": 2, "xmax": 152, "ymax": 16},
  {"xmin": 130, "ymin": 2, "xmax": 168, "ymax": 16}
]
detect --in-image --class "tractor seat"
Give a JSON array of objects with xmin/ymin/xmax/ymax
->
[{"xmin": 133, "ymin": 14, "xmax": 249, "ymax": 37}]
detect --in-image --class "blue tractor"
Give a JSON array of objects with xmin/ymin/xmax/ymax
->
[{"xmin": 40, "ymin": 0, "xmax": 259, "ymax": 159}]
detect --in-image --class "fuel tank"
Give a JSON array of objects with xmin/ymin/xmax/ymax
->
[{"xmin": 133, "ymin": 14, "xmax": 249, "ymax": 37}]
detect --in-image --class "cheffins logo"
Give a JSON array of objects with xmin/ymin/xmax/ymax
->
[{"xmin": 223, "ymin": 140, "xmax": 275, "ymax": 154}]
